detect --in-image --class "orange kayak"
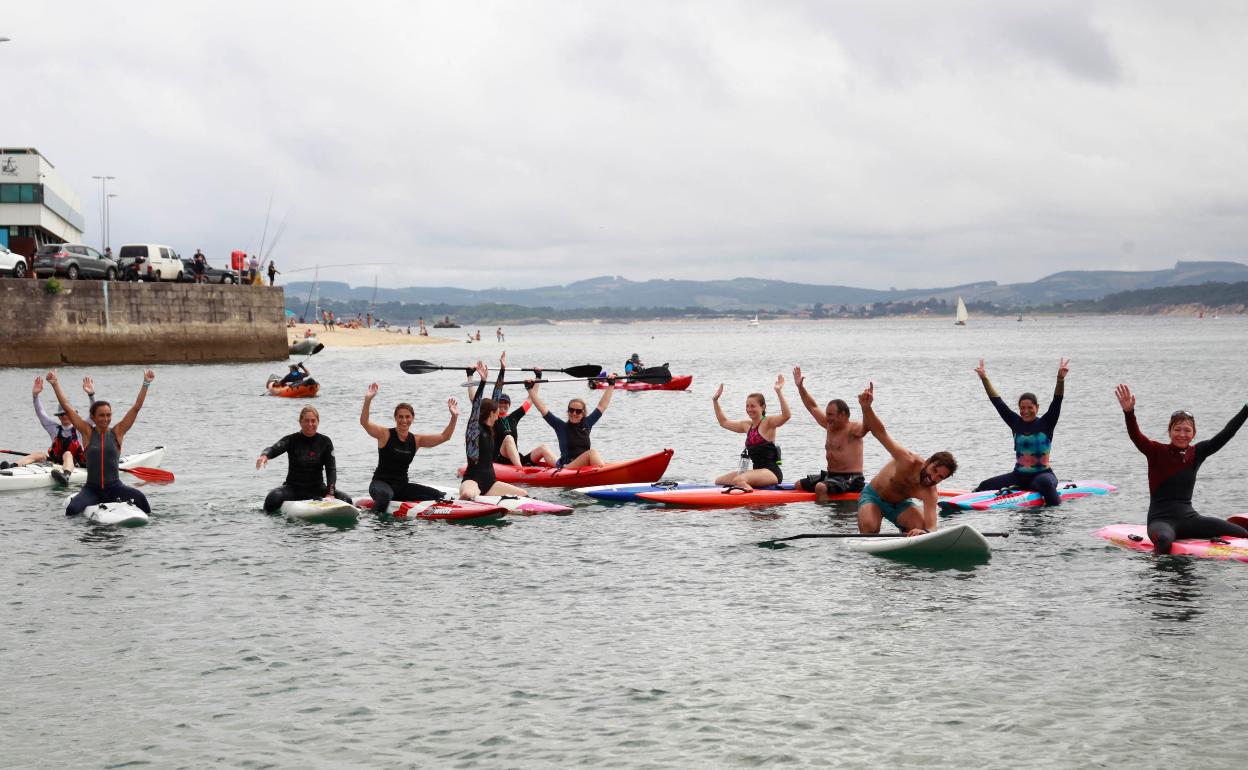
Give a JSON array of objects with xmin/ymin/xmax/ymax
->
[
  {"xmin": 267, "ymin": 380, "xmax": 320, "ymax": 398},
  {"xmin": 460, "ymin": 449, "xmax": 674, "ymax": 488}
]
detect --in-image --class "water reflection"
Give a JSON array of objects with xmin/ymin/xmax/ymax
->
[{"xmin": 1134, "ymin": 557, "xmax": 1204, "ymax": 630}]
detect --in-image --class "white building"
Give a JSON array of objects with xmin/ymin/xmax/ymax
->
[{"xmin": 0, "ymin": 147, "xmax": 85, "ymax": 258}]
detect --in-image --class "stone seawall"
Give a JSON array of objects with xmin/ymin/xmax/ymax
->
[{"xmin": 0, "ymin": 279, "xmax": 288, "ymax": 367}]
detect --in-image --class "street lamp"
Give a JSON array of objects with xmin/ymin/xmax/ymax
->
[
  {"xmin": 106, "ymin": 193, "xmax": 119, "ymax": 251},
  {"xmin": 90, "ymin": 175, "xmax": 115, "ymax": 251}
]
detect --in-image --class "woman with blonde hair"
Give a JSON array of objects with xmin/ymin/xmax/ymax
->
[{"xmin": 256, "ymin": 406, "xmax": 353, "ymax": 512}]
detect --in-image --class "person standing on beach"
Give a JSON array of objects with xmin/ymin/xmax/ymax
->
[{"xmin": 267, "ymin": 260, "xmax": 279, "ymax": 286}]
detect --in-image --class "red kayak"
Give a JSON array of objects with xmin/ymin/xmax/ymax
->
[
  {"xmin": 460, "ymin": 449, "xmax": 674, "ymax": 488},
  {"xmin": 589, "ymin": 375, "xmax": 693, "ymax": 392},
  {"xmin": 637, "ymin": 485, "xmax": 970, "ymax": 508},
  {"xmin": 356, "ymin": 498, "xmax": 507, "ymax": 523}
]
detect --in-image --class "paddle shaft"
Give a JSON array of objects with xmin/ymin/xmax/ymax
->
[{"xmin": 400, "ymin": 359, "xmax": 601, "ymax": 378}]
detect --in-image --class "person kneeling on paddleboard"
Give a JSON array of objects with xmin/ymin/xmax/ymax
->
[
  {"xmin": 460, "ymin": 357, "xmax": 530, "ymax": 501},
  {"xmin": 256, "ymin": 406, "xmax": 353, "ymax": 512},
  {"xmin": 527, "ymin": 368, "xmax": 617, "ymax": 468},
  {"xmin": 1115, "ymin": 384, "xmax": 1248, "ymax": 554},
  {"xmin": 856, "ymin": 383, "xmax": 957, "ymax": 536},
  {"xmin": 973, "ymin": 358, "xmax": 1068, "ymax": 506},
  {"xmin": 712, "ymin": 375, "xmax": 791, "ymax": 491},
  {"xmin": 1, "ymin": 375, "xmax": 96, "ymax": 483},
  {"xmin": 49, "ymin": 369, "xmax": 155, "ymax": 518},
  {"xmin": 792, "ymin": 366, "xmax": 866, "ymax": 501},
  {"xmin": 360, "ymin": 383, "xmax": 457, "ymax": 512}
]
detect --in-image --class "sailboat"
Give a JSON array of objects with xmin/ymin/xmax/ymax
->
[
  {"xmin": 954, "ymin": 297, "xmax": 968, "ymax": 326},
  {"xmin": 748, "ymin": 314, "xmax": 760, "ymax": 327}
]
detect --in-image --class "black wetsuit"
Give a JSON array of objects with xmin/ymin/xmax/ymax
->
[
  {"xmin": 543, "ymin": 409, "xmax": 601, "ymax": 466},
  {"xmin": 1124, "ymin": 406, "xmax": 1248, "ymax": 554},
  {"xmin": 975, "ymin": 378, "xmax": 1063, "ymax": 506},
  {"xmin": 64, "ymin": 429, "xmax": 151, "ymax": 517},
  {"xmin": 744, "ymin": 422, "xmax": 783, "ymax": 484},
  {"xmin": 368, "ymin": 428, "xmax": 443, "ymax": 512},
  {"xmin": 463, "ymin": 377, "xmax": 499, "ymax": 492},
  {"xmin": 493, "ymin": 404, "xmax": 533, "ymax": 465},
  {"xmin": 261, "ymin": 431, "xmax": 352, "ymax": 512}
]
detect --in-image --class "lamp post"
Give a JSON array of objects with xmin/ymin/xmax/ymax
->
[
  {"xmin": 90, "ymin": 175, "xmax": 115, "ymax": 251},
  {"xmin": 106, "ymin": 193, "xmax": 119, "ymax": 251}
]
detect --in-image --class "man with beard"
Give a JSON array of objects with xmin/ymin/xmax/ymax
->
[{"xmin": 855, "ymin": 382, "xmax": 958, "ymax": 536}]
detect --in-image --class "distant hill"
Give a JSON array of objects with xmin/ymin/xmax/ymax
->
[{"xmin": 286, "ymin": 260, "xmax": 1248, "ymax": 311}]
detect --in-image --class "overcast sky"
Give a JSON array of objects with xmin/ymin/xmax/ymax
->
[{"xmin": 5, "ymin": 1, "xmax": 1246, "ymax": 289}]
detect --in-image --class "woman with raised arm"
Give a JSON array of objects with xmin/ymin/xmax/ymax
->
[
  {"xmin": 973, "ymin": 358, "xmax": 1068, "ymax": 506},
  {"xmin": 360, "ymin": 383, "xmax": 458, "ymax": 513},
  {"xmin": 1115, "ymin": 384, "xmax": 1248, "ymax": 554},
  {"xmin": 49, "ymin": 369, "xmax": 155, "ymax": 517},
  {"xmin": 460, "ymin": 357, "xmax": 529, "ymax": 500},
  {"xmin": 527, "ymin": 368, "xmax": 617, "ymax": 467},
  {"xmin": 711, "ymin": 375, "xmax": 791, "ymax": 489},
  {"xmin": 256, "ymin": 406, "xmax": 353, "ymax": 512}
]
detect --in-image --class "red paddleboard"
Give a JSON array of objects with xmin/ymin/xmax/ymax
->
[
  {"xmin": 357, "ymin": 498, "xmax": 506, "ymax": 523},
  {"xmin": 460, "ymin": 449, "xmax": 674, "ymax": 488},
  {"xmin": 637, "ymin": 486, "xmax": 969, "ymax": 508}
]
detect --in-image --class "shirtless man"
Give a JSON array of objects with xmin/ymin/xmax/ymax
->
[
  {"xmin": 792, "ymin": 366, "xmax": 867, "ymax": 501},
  {"xmin": 856, "ymin": 382, "xmax": 958, "ymax": 536}
]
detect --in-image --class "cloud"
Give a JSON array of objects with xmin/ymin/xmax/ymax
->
[{"xmin": 3, "ymin": 1, "xmax": 1245, "ymax": 290}]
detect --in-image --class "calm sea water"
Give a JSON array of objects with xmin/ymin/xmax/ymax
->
[{"xmin": 3, "ymin": 316, "xmax": 1247, "ymax": 768}]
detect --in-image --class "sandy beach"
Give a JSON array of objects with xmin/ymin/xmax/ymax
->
[{"xmin": 287, "ymin": 324, "xmax": 454, "ymax": 349}]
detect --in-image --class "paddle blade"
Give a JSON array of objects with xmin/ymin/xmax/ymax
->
[
  {"xmin": 0, "ymin": 449, "xmax": 33, "ymax": 457},
  {"xmin": 562, "ymin": 364, "xmax": 604, "ymax": 378},
  {"xmin": 309, "ymin": 343, "xmax": 325, "ymax": 355},
  {"xmin": 628, "ymin": 367, "xmax": 672, "ymax": 383},
  {"xmin": 399, "ymin": 359, "xmax": 441, "ymax": 374},
  {"xmin": 122, "ymin": 466, "xmax": 175, "ymax": 483}
]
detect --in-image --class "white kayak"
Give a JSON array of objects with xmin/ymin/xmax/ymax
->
[
  {"xmin": 845, "ymin": 523, "xmax": 991, "ymax": 559},
  {"xmin": 0, "ymin": 446, "xmax": 166, "ymax": 492},
  {"xmin": 279, "ymin": 498, "xmax": 359, "ymax": 524},
  {"xmin": 83, "ymin": 502, "xmax": 150, "ymax": 527}
]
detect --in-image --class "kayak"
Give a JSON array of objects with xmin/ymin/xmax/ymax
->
[
  {"xmin": 579, "ymin": 480, "xmax": 784, "ymax": 502},
  {"xmin": 459, "ymin": 449, "xmax": 674, "ymax": 488},
  {"xmin": 279, "ymin": 499, "xmax": 359, "ymax": 524},
  {"xmin": 942, "ymin": 480, "xmax": 1117, "ymax": 511},
  {"xmin": 289, "ymin": 339, "xmax": 322, "ymax": 355},
  {"xmin": 0, "ymin": 446, "xmax": 166, "ymax": 492},
  {"xmin": 83, "ymin": 502, "xmax": 150, "ymax": 527},
  {"xmin": 846, "ymin": 524, "xmax": 991, "ymax": 560},
  {"xmin": 1095, "ymin": 523, "xmax": 1248, "ymax": 562},
  {"xmin": 267, "ymin": 379, "xmax": 320, "ymax": 398},
  {"xmin": 425, "ymin": 484, "xmax": 572, "ymax": 515},
  {"xmin": 357, "ymin": 497, "xmax": 507, "ymax": 523},
  {"xmin": 636, "ymin": 485, "xmax": 969, "ymax": 509},
  {"xmin": 589, "ymin": 375, "xmax": 694, "ymax": 392}
]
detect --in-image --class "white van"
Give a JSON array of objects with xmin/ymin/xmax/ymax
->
[{"xmin": 116, "ymin": 244, "xmax": 185, "ymax": 282}]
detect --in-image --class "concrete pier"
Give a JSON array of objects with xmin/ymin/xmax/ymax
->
[{"xmin": 0, "ymin": 279, "xmax": 287, "ymax": 367}]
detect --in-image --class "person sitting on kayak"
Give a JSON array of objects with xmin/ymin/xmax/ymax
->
[
  {"xmin": 974, "ymin": 358, "xmax": 1068, "ymax": 506},
  {"xmin": 1, "ymin": 375, "xmax": 96, "ymax": 483},
  {"xmin": 712, "ymin": 375, "xmax": 792, "ymax": 490},
  {"xmin": 856, "ymin": 382, "xmax": 957, "ymax": 536},
  {"xmin": 624, "ymin": 354, "xmax": 644, "ymax": 375},
  {"xmin": 527, "ymin": 368, "xmax": 618, "ymax": 467},
  {"xmin": 255, "ymin": 406, "xmax": 353, "ymax": 512},
  {"xmin": 460, "ymin": 357, "xmax": 529, "ymax": 500},
  {"xmin": 1115, "ymin": 383, "xmax": 1248, "ymax": 555},
  {"xmin": 279, "ymin": 363, "xmax": 309, "ymax": 385},
  {"xmin": 792, "ymin": 366, "xmax": 866, "ymax": 501},
  {"xmin": 48, "ymin": 369, "xmax": 155, "ymax": 518},
  {"xmin": 494, "ymin": 391, "xmax": 558, "ymax": 468},
  {"xmin": 360, "ymin": 383, "xmax": 458, "ymax": 513}
]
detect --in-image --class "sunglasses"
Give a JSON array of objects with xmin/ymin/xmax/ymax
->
[
  {"xmin": 1171, "ymin": 410, "xmax": 1194, "ymax": 420},
  {"xmin": 567, "ymin": 407, "xmax": 584, "ymax": 415}
]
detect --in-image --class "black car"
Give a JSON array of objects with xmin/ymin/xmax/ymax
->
[
  {"xmin": 32, "ymin": 243, "xmax": 119, "ymax": 280},
  {"xmin": 177, "ymin": 258, "xmax": 238, "ymax": 284}
]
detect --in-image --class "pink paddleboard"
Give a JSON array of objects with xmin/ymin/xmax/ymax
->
[{"xmin": 1094, "ymin": 523, "xmax": 1248, "ymax": 562}]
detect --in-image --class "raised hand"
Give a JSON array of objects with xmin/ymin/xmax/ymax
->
[
  {"xmin": 1115, "ymin": 384, "xmax": 1135, "ymax": 412},
  {"xmin": 33, "ymin": 376, "xmax": 43, "ymax": 396},
  {"xmin": 143, "ymin": 369, "xmax": 156, "ymax": 383},
  {"xmin": 365, "ymin": 382, "xmax": 379, "ymax": 398},
  {"xmin": 475, "ymin": 361, "xmax": 488, "ymax": 379},
  {"xmin": 45, "ymin": 370, "xmax": 59, "ymax": 387},
  {"xmin": 975, "ymin": 359, "xmax": 986, "ymax": 378},
  {"xmin": 775, "ymin": 373, "xmax": 785, "ymax": 391},
  {"xmin": 1058, "ymin": 358, "xmax": 1070, "ymax": 379},
  {"xmin": 499, "ymin": 350, "xmax": 507, "ymax": 369},
  {"xmin": 81, "ymin": 376, "xmax": 94, "ymax": 395},
  {"xmin": 606, "ymin": 372, "xmax": 618, "ymax": 386},
  {"xmin": 255, "ymin": 455, "xmax": 269, "ymax": 470},
  {"xmin": 858, "ymin": 382, "xmax": 875, "ymax": 409},
  {"xmin": 792, "ymin": 366, "xmax": 805, "ymax": 389},
  {"xmin": 713, "ymin": 383, "xmax": 724, "ymax": 401}
]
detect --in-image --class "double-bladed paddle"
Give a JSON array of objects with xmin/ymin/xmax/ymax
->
[
  {"xmin": 401, "ymin": 359, "xmax": 603, "ymax": 378},
  {"xmin": 460, "ymin": 368, "xmax": 673, "ymax": 387},
  {"xmin": 757, "ymin": 531, "xmax": 1009, "ymax": 547},
  {"xmin": 0, "ymin": 449, "xmax": 174, "ymax": 483}
]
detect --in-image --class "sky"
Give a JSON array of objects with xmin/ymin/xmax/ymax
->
[{"xmin": 4, "ymin": 1, "xmax": 1246, "ymax": 290}]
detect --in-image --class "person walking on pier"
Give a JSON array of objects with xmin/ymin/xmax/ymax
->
[{"xmin": 267, "ymin": 260, "xmax": 279, "ymax": 286}]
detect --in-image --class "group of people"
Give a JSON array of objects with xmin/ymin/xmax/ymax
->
[{"xmin": 18, "ymin": 355, "xmax": 1248, "ymax": 557}]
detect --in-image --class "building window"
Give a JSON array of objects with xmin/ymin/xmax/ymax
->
[
  {"xmin": 0, "ymin": 183, "xmax": 42, "ymax": 203},
  {"xmin": 0, "ymin": 185, "xmax": 16, "ymax": 203}
]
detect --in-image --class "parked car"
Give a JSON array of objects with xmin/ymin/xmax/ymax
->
[
  {"xmin": 176, "ymin": 258, "xmax": 238, "ymax": 284},
  {"xmin": 1, "ymin": 245, "xmax": 28, "ymax": 278},
  {"xmin": 32, "ymin": 243, "xmax": 119, "ymax": 280},
  {"xmin": 116, "ymin": 244, "xmax": 184, "ymax": 282}
]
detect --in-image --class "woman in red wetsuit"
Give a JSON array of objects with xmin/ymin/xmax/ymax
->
[{"xmin": 1115, "ymin": 383, "xmax": 1248, "ymax": 554}]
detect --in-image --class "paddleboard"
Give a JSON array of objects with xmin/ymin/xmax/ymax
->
[
  {"xmin": 845, "ymin": 523, "xmax": 991, "ymax": 559},
  {"xmin": 83, "ymin": 502, "xmax": 150, "ymax": 527},
  {"xmin": 637, "ymin": 485, "xmax": 968, "ymax": 509},
  {"xmin": 425, "ymin": 484, "xmax": 572, "ymax": 515},
  {"xmin": 356, "ymin": 498, "xmax": 507, "ymax": 523},
  {"xmin": 1094, "ymin": 524, "xmax": 1248, "ymax": 562},
  {"xmin": 942, "ymin": 480, "xmax": 1116, "ymax": 511},
  {"xmin": 579, "ymin": 481, "xmax": 789, "ymax": 502},
  {"xmin": 0, "ymin": 446, "xmax": 166, "ymax": 492},
  {"xmin": 279, "ymin": 499, "xmax": 359, "ymax": 524}
]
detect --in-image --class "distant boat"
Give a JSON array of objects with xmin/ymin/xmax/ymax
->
[
  {"xmin": 954, "ymin": 297, "xmax": 969, "ymax": 326},
  {"xmin": 1017, "ymin": 313, "xmax": 1023, "ymax": 322},
  {"xmin": 748, "ymin": 314, "xmax": 760, "ymax": 327}
]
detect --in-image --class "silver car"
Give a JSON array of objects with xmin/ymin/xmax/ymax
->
[{"xmin": 33, "ymin": 243, "xmax": 119, "ymax": 280}]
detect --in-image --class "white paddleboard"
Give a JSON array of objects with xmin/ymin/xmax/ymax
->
[
  {"xmin": 279, "ymin": 499, "xmax": 359, "ymax": 523},
  {"xmin": 845, "ymin": 523, "xmax": 991, "ymax": 559},
  {"xmin": 83, "ymin": 502, "xmax": 150, "ymax": 527}
]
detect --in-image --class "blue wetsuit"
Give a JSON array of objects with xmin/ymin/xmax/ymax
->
[{"xmin": 975, "ymin": 375, "xmax": 1063, "ymax": 506}]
